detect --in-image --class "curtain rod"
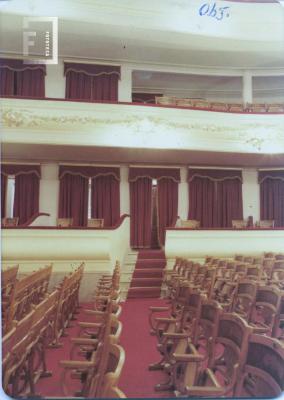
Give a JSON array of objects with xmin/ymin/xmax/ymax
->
[
  {"xmin": 129, "ymin": 164, "xmax": 180, "ymax": 169},
  {"xmin": 188, "ymin": 166, "xmax": 242, "ymax": 170},
  {"xmin": 64, "ymin": 58, "xmax": 121, "ymax": 67},
  {"xmin": 59, "ymin": 162, "xmax": 120, "ymax": 167}
]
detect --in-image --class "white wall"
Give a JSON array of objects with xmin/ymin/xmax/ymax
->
[
  {"xmin": 45, "ymin": 60, "xmax": 65, "ymax": 98},
  {"xmin": 120, "ymin": 166, "xmax": 130, "ymax": 214},
  {"xmin": 178, "ymin": 167, "xmax": 188, "ymax": 220}
]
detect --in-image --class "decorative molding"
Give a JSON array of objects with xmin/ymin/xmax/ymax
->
[{"xmin": 2, "ymin": 99, "xmax": 284, "ymax": 153}]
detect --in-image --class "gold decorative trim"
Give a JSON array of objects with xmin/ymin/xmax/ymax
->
[
  {"xmin": 65, "ymin": 68, "xmax": 120, "ymax": 78},
  {"xmin": 188, "ymin": 174, "xmax": 243, "ymax": 183}
]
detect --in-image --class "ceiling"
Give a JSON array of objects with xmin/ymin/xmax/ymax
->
[
  {"xmin": 2, "ymin": 143, "xmax": 284, "ymax": 167},
  {"xmin": 1, "ymin": 0, "xmax": 284, "ymax": 69}
]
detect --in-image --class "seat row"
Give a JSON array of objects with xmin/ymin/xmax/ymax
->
[
  {"xmin": 58, "ymin": 262, "xmax": 126, "ymax": 398},
  {"xmin": 2, "ymin": 263, "xmax": 84, "ymax": 397},
  {"xmin": 147, "ymin": 252, "xmax": 284, "ymax": 397}
]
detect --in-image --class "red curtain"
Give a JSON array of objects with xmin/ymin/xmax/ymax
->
[
  {"xmin": 0, "ymin": 68, "xmax": 14, "ymax": 95},
  {"xmin": 16, "ymin": 69, "xmax": 45, "ymax": 97},
  {"xmin": 1, "ymin": 173, "xmax": 7, "ymax": 217},
  {"xmin": 188, "ymin": 177, "xmax": 217, "ymax": 227},
  {"xmin": 91, "ymin": 175, "xmax": 120, "ymax": 227},
  {"xmin": 157, "ymin": 178, "xmax": 178, "ymax": 245},
  {"xmin": 59, "ymin": 174, "xmax": 89, "ymax": 227},
  {"xmin": 188, "ymin": 169, "xmax": 243, "ymax": 228},
  {"xmin": 65, "ymin": 71, "xmax": 92, "ymax": 100},
  {"xmin": 130, "ymin": 178, "xmax": 152, "ymax": 248},
  {"xmin": 13, "ymin": 173, "xmax": 39, "ymax": 225},
  {"xmin": 0, "ymin": 59, "xmax": 46, "ymax": 97},
  {"xmin": 216, "ymin": 179, "xmax": 243, "ymax": 227},
  {"xmin": 93, "ymin": 74, "xmax": 119, "ymax": 101},
  {"xmin": 64, "ymin": 63, "xmax": 120, "ymax": 102},
  {"xmin": 260, "ymin": 178, "xmax": 284, "ymax": 227}
]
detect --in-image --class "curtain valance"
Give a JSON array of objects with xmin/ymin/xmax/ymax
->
[
  {"xmin": 59, "ymin": 166, "xmax": 120, "ymax": 181},
  {"xmin": 64, "ymin": 63, "xmax": 121, "ymax": 78},
  {"xmin": 188, "ymin": 168, "xmax": 243, "ymax": 183},
  {"xmin": 129, "ymin": 167, "xmax": 180, "ymax": 183},
  {"xmin": 1, "ymin": 164, "xmax": 41, "ymax": 178},
  {"xmin": 0, "ymin": 58, "xmax": 46, "ymax": 74},
  {"xmin": 258, "ymin": 170, "xmax": 284, "ymax": 184}
]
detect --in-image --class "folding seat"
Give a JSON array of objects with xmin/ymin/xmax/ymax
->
[
  {"xmin": 235, "ymin": 334, "xmax": 284, "ymax": 397},
  {"xmin": 172, "ymin": 313, "xmax": 252, "ymax": 397},
  {"xmin": 231, "ymin": 280, "xmax": 258, "ymax": 321},
  {"xmin": 249, "ymin": 285, "xmax": 282, "ymax": 335}
]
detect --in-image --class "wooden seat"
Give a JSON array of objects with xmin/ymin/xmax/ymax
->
[
  {"xmin": 173, "ymin": 313, "xmax": 252, "ymax": 397},
  {"xmin": 228, "ymin": 103, "xmax": 244, "ymax": 112},
  {"xmin": 257, "ymin": 219, "xmax": 275, "ymax": 228},
  {"xmin": 57, "ymin": 218, "xmax": 73, "ymax": 227},
  {"xmin": 2, "ymin": 265, "xmax": 19, "ymax": 333},
  {"xmin": 236, "ymin": 334, "xmax": 284, "ymax": 397},
  {"xmin": 2, "ymin": 217, "xmax": 19, "ymax": 227},
  {"xmin": 155, "ymin": 96, "xmax": 176, "ymax": 106},
  {"xmin": 180, "ymin": 219, "xmax": 200, "ymax": 229},
  {"xmin": 231, "ymin": 280, "xmax": 257, "ymax": 320},
  {"xmin": 247, "ymin": 103, "xmax": 267, "ymax": 113},
  {"xmin": 267, "ymin": 103, "xmax": 284, "ymax": 112},
  {"xmin": 87, "ymin": 218, "xmax": 104, "ymax": 228},
  {"xmin": 210, "ymin": 102, "xmax": 229, "ymax": 112},
  {"xmin": 232, "ymin": 219, "xmax": 247, "ymax": 228}
]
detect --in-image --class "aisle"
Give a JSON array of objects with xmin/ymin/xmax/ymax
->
[{"xmin": 119, "ymin": 298, "xmax": 173, "ymax": 398}]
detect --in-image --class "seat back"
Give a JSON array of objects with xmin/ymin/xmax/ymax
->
[
  {"xmin": 1, "ymin": 217, "xmax": 19, "ymax": 227},
  {"xmin": 88, "ymin": 218, "xmax": 104, "ymax": 228},
  {"xmin": 231, "ymin": 280, "xmax": 257, "ymax": 320},
  {"xmin": 232, "ymin": 220, "xmax": 247, "ymax": 229},
  {"xmin": 180, "ymin": 219, "xmax": 200, "ymax": 229},
  {"xmin": 57, "ymin": 218, "xmax": 73, "ymax": 227},
  {"xmin": 236, "ymin": 335, "xmax": 284, "ymax": 397}
]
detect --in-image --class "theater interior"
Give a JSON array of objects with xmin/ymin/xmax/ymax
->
[{"xmin": 1, "ymin": 0, "xmax": 284, "ymax": 398}]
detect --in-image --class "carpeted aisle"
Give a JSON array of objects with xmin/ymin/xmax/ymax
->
[
  {"xmin": 35, "ymin": 299, "xmax": 173, "ymax": 398},
  {"xmin": 119, "ymin": 298, "xmax": 173, "ymax": 398}
]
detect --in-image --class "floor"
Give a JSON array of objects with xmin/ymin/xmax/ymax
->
[{"xmin": 35, "ymin": 298, "xmax": 173, "ymax": 398}]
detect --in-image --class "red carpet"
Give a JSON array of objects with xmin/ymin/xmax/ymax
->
[
  {"xmin": 34, "ymin": 299, "xmax": 173, "ymax": 398},
  {"xmin": 128, "ymin": 250, "xmax": 166, "ymax": 299}
]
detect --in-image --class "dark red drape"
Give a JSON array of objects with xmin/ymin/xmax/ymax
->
[
  {"xmin": 13, "ymin": 173, "xmax": 39, "ymax": 225},
  {"xmin": 59, "ymin": 174, "xmax": 89, "ymax": 227},
  {"xmin": 0, "ymin": 59, "xmax": 46, "ymax": 97},
  {"xmin": 64, "ymin": 63, "xmax": 120, "ymax": 102},
  {"xmin": 1, "ymin": 173, "xmax": 7, "ymax": 217},
  {"xmin": 157, "ymin": 178, "xmax": 178, "ymax": 246},
  {"xmin": 188, "ymin": 177, "xmax": 217, "ymax": 227},
  {"xmin": 65, "ymin": 71, "xmax": 92, "ymax": 100},
  {"xmin": 216, "ymin": 179, "xmax": 243, "ymax": 227},
  {"xmin": 15, "ymin": 68, "xmax": 45, "ymax": 97},
  {"xmin": 0, "ymin": 68, "xmax": 14, "ymax": 95},
  {"xmin": 130, "ymin": 178, "xmax": 152, "ymax": 248},
  {"xmin": 260, "ymin": 177, "xmax": 284, "ymax": 227},
  {"xmin": 92, "ymin": 73, "xmax": 119, "ymax": 102},
  {"xmin": 188, "ymin": 169, "xmax": 243, "ymax": 228},
  {"xmin": 91, "ymin": 175, "xmax": 120, "ymax": 227}
]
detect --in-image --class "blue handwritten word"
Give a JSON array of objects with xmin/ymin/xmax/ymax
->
[{"xmin": 199, "ymin": 2, "xmax": 230, "ymax": 21}]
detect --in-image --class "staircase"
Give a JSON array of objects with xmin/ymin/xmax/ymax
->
[{"xmin": 127, "ymin": 249, "xmax": 166, "ymax": 298}]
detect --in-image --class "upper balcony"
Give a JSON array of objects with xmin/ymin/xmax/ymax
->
[{"xmin": 2, "ymin": 96, "xmax": 284, "ymax": 166}]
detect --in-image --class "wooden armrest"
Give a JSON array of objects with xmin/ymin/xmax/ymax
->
[
  {"xmin": 70, "ymin": 338, "xmax": 99, "ymax": 345},
  {"xmin": 186, "ymin": 369, "xmax": 223, "ymax": 396},
  {"xmin": 95, "ymin": 295, "xmax": 109, "ymax": 300},
  {"xmin": 163, "ymin": 332, "xmax": 190, "ymax": 339},
  {"xmin": 149, "ymin": 306, "xmax": 170, "ymax": 312},
  {"xmin": 59, "ymin": 360, "xmax": 94, "ymax": 369},
  {"xmin": 173, "ymin": 352, "xmax": 204, "ymax": 362},
  {"xmin": 84, "ymin": 309, "xmax": 104, "ymax": 316},
  {"xmin": 78, "ymin": 322, "xmax": 102, "ymax": 329},
  {"xmin": 155, "ymin": 317, "xmax": 176, "ymax": 323}
]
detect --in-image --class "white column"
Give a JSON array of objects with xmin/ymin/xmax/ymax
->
[
  {"xmin": 45, "ymin": 59, "xmax": 65, "ymax": 98},
  {"xmin": 242, "ymin": 168, "xmax": 260, "ymax": 223},
  {"xmin": 39, "ymin": 164, "xmax": 60, "ymax": 225},
  {"xmin": 118, "ymin": 65, "xmax": 132, "ymax": 102},
  {"xmin": 242, "ymin": 71, "xmax": 253, "ymax": 104},
  {"xmin": 178, "ymin": 167, "xmax": 188, "ymax": 220},
  {"xmin": 120, "ymin": 166, "xmax": 130, "ymax": 215}
]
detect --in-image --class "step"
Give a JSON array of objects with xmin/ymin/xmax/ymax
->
[
  {"xmin": 135, "ymin": 259, "xmax": 166, "ymax": 269},
  {"xmin": 133, "ymin": 268, "xmax": 164, "ymax": 279},
  {"xmin": 138, "ymin": 250, "xmax": 165, "ymax": 260},
  {"xmin": 127, "ymin": 286, "xmax": 161, "ymax": 298},
  {"xmin": 130, "ymin": 277, "xmax": 163, "ymax": 288}
]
